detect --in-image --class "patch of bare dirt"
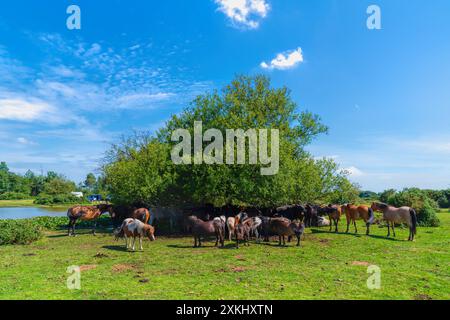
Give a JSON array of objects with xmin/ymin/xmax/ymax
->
[
  {"xmin": 234, "ymin": 255, "xmax": 246, "ymax": 261},
  {"xmin": 111, "ymin": 264, "xmax": 137, "ymax": 273},
  {"xmin": 351, "ymin": 261, "xmax": 370, "ymax": 266},
  {"xmin": 79, "ymin": 265, "xmax": 97, "ymax": 272},
  {"xmin": 231, "ymin": 266, "xmax": 248, "ymax": 273}
]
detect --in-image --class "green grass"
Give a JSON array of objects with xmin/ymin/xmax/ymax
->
[
  {"xmin": 0, "ymin": 199, "xmax": 36, "ymax": 208},
  {"xmin": 0, "ymin": 213, "xmax": 449, "ymax": 300}
]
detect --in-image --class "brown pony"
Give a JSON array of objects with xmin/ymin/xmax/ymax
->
[
  {"xmin": 342, "ymin": 204, "xmax": 375, "ymax": 235},
  {"xmin": 131, "ymin": 208, "xmax": 151, "ymax": 224},
  {"xmin": 327, "ymin": 204, "xmax": 343, "ymax": 233},
  {"xmin": 186, "ymin": 216, "xmax": 225, "ymax": 248},
  {"xmin": 371, "ymin": 202, "xmax": 417, "ymax": 241},
  {"xmin": 67, "ymin": 204, "xmax": 114, "ymax": 236}
]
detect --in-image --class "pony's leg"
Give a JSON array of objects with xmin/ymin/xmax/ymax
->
[
  {"xmin": 366, "ymin": 223, "xmax": 370, "ymax": 235},
  {"xmin": 124, "ymin": 235, "xmax": 128, "ymax": 249},
  {"xmin": 139, "ymin": 236, "xmax": 143, "ymax": 251},
  {"xmin": 329, "ymin": 215, "xmax": 333, "ymax": 232},
  {"xmin": 278, "ymin": 236, "xmax": 282, "ymax": 246},
  {"xmin": 346, "ymin": 218, "xmax": 350, "ymax": 233},
  {"xmin": 354, "ymin": 220, "xmax": 358, "ymax": 234},
  {"xmin": 92, "ymin": 220, "xmax": 97, "ymax": 236},
  {"xmin": 391, "ymin": 222, "xmax": 396, "ymax": 237},
  {"xmin": 335, "ymin": 218, "xmax": 339, "ymax": 233},
  {"xmin": 386, "ymin": 221, "xmax": 391, "ymax": 237},
  {"xmin": 131, "ymin": 237, "xmax": 136, "ymax": 251}
]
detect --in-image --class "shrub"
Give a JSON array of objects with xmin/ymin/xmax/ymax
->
[
  {"xmin": 417, "ymin": 199, "xmax": 440, "ymax": 227},
  {"xmin": 0, "ymin": 220, "xmax": 43, "ymax": 245},
  {"xmin": 34, "ymin": 193, "xmax": 82, "ymax": 205},
  {"xmin": 27, "ymin": 216, "xmax": 113, "ymax": 230},
  {"xmin": 0, "ymin": 192, "xmax": 32, "ymax": 200}
]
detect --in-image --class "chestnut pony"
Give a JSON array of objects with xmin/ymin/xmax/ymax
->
[
  {"xmin": 342, "ymin": 204, "xmax": 375, "ymax": 235},
  {"xmin": 371, "ymin": 202, "xmax": 417, "ymax": 241},
  {"xmin": 67, "ymin": 204, "xmax": 115, "ymax": 236}
]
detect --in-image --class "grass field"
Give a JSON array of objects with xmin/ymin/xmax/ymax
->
[
  {"xmin": 0, "ymin": 199, "xmax": 36, "ymax": 208},
  {"xmin": 0, "ymin": 212, "xmax": 448, "ymax": 300}
]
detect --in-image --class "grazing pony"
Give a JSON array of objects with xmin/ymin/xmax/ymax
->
[
  {"xmin": 226, "ymin": 217, "xmax": 236, "ymax": 241},
  {"xmin": 234, "ymin": 223, "xmax": 251, "ymax": 249},
  {"xmin": 234, "ymin": 212, "xmax": 248, "ymax": 226},
  {"xmin": 186, "ymin": 216, "xmax": 225, "ymax": 248},
  {"xmin": 318, "ymin": 205, "xmax": 342, "ymax": 232},
  {"xmin": 342, "ymin": 204, "xmax": 375, "ymax": 235},
  {"xmin": 67, "ymin": 204, "xmax": 114, "ymax": 236},
  {"xmin": 115, "ymin": 218, "xmax": 155, "ymax": 251},
  {"xmin": 269, "ymin": 218, "xmax": 305, "ymax": 247},
  {"xmin": 371, "ymin": 202, "xmax": 417, "ymax": 241},
  {"xmin": 241, "ymin": 216, "xmax": 263, "ymax": 242}
]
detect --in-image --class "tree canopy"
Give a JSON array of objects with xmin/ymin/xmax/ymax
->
[{"xmin": 103, "ymin": 75, "xmax": 359, "ymax": 208}]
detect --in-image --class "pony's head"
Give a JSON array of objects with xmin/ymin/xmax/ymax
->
[
  {"xmin": 371, "ymin": 202, "xmax": 388, "ymax": 212},
  {"xmin": 290, "ymin": 220, "xmax": 305, "ymax": 236},
  {"xmin": 97, "ymin": 204, "xmax": 115, "ymax": 218},
  {"xmin": 145, "ymin": 225, "xmax": 156, "ymax": 241}
]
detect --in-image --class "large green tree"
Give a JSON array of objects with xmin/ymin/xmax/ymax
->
[{"xmin": 104, "ymin": 75, "xmax": 354, "ymax": 207}]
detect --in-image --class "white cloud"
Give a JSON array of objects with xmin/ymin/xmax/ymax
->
[
  {"xmin": 261, "ymin": 47, "xmax": 304, "ymax": 70},
  {"xmin": 48, "ymin": 65, "xmax": 85, "ymax": 79},
  {"xmin": 84, "ymin": 43, "xmax": 102, "ymax": 57},
  {"xmin": 16, "ymin": 137, "xmax": 36, "ymax": 145},
  {"xmin": 216, "ymin": 0, "xmax": 270, "ymax": 29},
  {"xmin": 117, "ymin": 92, "xmax": 175, "ymax": 108},
  {"xmin": 0, "ymin": 98, "xmax": 65, "ymax": 124}
]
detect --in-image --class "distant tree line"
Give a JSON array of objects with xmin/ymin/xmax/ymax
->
[{"xmin": 0, "ymin": 162, "xmax": 108, "ymax": 205}]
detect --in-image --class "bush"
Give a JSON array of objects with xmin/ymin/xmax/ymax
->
[
  {"xmin": 0, "ymin": 220, "xmax": 43, "ymax": 245},
  {"xmin": 27, "ymin": 216, "xmax": 113, "ymax": 231},
  {"xmin": 417, "ymin": 200, "xmax": 441, "ymax": 227},
  {"xmin": 34, "ymin": 193, "xmax": 82, "ymax": 205},
  {"xmin": 0, "ymin": 192, "xmax": 32, "ymax": 200}
]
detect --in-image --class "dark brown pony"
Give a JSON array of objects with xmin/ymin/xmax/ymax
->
[
  {"xmin": 186, "ymin": 216, "xmax": 225, "ymax": 248},
  {"xmin": 324, "ymin": 204, "xmax": 343, "ymax": 233},
  {"xmin": 269, "ymin": 218, "xmax": 305, "ymax": 246},
  {"xmin": 67, "ymin": 204, "xmax": 114, "ymax": 236},
  {"xmin": 342, "ymin": 204, "xmax": 375, "ymax": 235}
]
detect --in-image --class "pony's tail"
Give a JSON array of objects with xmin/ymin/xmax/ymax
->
[
  {"xmin": 410, "ymin": 209, "xmax": 417, "ymax": 235},
  {"xmin": 366, "ymin": 208, "xmax": 375, "ymax": 226}
]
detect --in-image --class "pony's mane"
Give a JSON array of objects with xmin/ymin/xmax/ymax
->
[{"xmin": 377, "ymin": 202, "xmax": 390, "ymax": 210}]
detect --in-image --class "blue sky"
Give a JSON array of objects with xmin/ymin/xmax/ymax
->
[{"xmin": 0, "ymin": 0, "xmax": 449, "ymax": 191}]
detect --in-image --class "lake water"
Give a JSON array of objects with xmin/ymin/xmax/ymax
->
[{"xmin": 0, "ymin": 207, "xmax": 68, "ymax": 220}]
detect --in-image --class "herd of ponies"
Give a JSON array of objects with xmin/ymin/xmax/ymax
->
[{"xmin": 66, "ymin": 202, "xmax": 418, "ymax": 251}]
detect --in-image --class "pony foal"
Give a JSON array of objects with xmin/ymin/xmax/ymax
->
[{"xmin": 115, "ymin": 218, "xmax": 156, "ymax": 251}]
